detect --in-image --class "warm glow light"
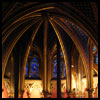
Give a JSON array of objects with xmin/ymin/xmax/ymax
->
[
  {"xmin": 93, "ymin": 77, "xmax": 98, "ymax": 89},
  {"xmin": 72, "ymin": 74, "xmax": 76, "ymax": 89},
  {"xmin": 78, "ymin": 73, "xmax": 81, "ymax": 91},
  {"xmin": 71, "ymin": 65, "xmax": 74, "ymax": 68},
  {"xmin": 82, "ymin": 76, "xmax": 98, "ymax": 92},
  {"xmin": 30, "ymin": 88, "xmax": 41, "ymax": 98},
  {"xmin": 82, "ymin": 78, "xmax": 87, "ymax": 92},
  {"xmin": 2, "ymin": 83, "xmax": 8, "ymax": 98},
  {"xmin": 29, "ymin": 82, "xmax": 42, "ymax": 98}
]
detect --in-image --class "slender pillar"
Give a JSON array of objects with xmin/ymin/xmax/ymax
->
[
  {"xmin": 80, "ymin": 58, "xmax": 83, "ymax": 96},
  {"xmin": 76, "ymin": 52, "xmax": 79, "ymax": 91},
  {"xmin": 88, "ymin": 39, "xmax": 94, "ymax": 98},
  {"xmin": 70, "ymin": 56, "xmax": 73, "ymax": 94},
  {"xmin": 43, "ymin": 20, "xmax": 48, "ymax": 97},
  {"xmin": 70, "ymin": 65, "xmax": 72, "ymax": 92},
  {"xmin": 57, "ymin": 39, "xmax": 61, "ymax": 98},
  {"xmin": 18, "ymin": 90, "xmax": 24, "ymax": 98},
  {"xmin": 10, "ymin": 53, "xmax": 14, "ymax": 97},
  {"xmin": 13, "ymin": 43, "xmax": 20, "ymax": 98},
  {"xmin": 18, "ymin": 44, "xmax": 26, "ymax": 98},
  {"xmin": 68, "ymin": 64, "xmax": 71, "ymax": 97},
  {"xmin": 78, "ymin": 56, "xmax": 82, "ymax": 92}
]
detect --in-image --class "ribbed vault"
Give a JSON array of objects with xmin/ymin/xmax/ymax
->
[{"xmin": 2, "ymin": 2, "xmax": 98, "ymax": 98}]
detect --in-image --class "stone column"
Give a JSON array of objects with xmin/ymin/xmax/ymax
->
[
  {"xmin": 10, "ymin": 53, "xmax": 14, "ymax": 97},
  {"xmin": 76, "ymin": 57, "xmax": 78, "ymax": 91},
  {"xmin": 57, "ymin": 39, "xmax": 61, "ymax": 98},
  {"xmin": 68, "ymin": 64, "xmax": 72, "ymax": 98},
  {"xmin": 43, "ymin": 20, "xmax": 48, "ymax": 98},
  {"xmin": 19, "ymin": 90, "xmax": 24, "ymax": 98},
  {"xmin": 88, "ymin": 39, "xmax": 94, "ymax": 98},
  {"xmin": 13, "ymin": 43, "xmax": 20, "ymax": 98},
  {"xmin": 70, "ymin": 56, "xmax": 73, "ymax": 93},
  {"xmin": 68, "ymin": 65, "xmax": 71, "ymax": 97},
  {"xmin": 78, "ymin": 56, "xmax": 82, "ymax": 92}
]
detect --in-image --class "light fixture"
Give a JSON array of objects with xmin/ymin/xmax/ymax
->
[{"xmin": 71, "ymin": 65, "xmax": 74, "ymax": 68}]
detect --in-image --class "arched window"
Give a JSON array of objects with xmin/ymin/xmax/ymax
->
[
  {"xmin": 53, "ymin": 58, "xmax": 57, "ymax": 78},
  {"xmin": 53, "ymin": 57, "xmax": 66, "ymax": 78},
  {"xmin": 31, "ymin": 57, "xmax": 39, "ymax": 78}
]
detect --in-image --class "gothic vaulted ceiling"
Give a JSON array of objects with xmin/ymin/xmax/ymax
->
[{"xmin": 2, "ymin": 2, "xmax": 98, "ymax": 80}]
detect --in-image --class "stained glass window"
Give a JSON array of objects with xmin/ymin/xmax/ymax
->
[
  {"xmin": 64, "ymin": 63, "xmax": 66, "ymax": 77},
  {"xmin": 53, "ymin": 58, "xmax": 57, "ymax": 78},
  {"xmin": 95, "ymin": 53, "xmax": 98, "ymax": 64},
  {"xmin": 25, "ymin": 62, "xmax": 28, "ymax": 77},
  {"xmin": 53, "ymin": 57, "xmax": 66, "ymax": 78},
  {"xmin": 31, "ymin": 57, "xmax": 39, "ymax": 78},
  {"xmin": 94, "ymin": 53, "xmax": 98, "ymax": 64}
]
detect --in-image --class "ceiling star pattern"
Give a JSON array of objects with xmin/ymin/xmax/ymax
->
[{"xmin": 66, "ymin": 21, "xmax": 89, "ymax": 60}]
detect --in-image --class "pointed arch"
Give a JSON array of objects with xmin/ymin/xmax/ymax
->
[{"xmin": 50, "ymin": 17, "xmax": 90, "ymax": 89}]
